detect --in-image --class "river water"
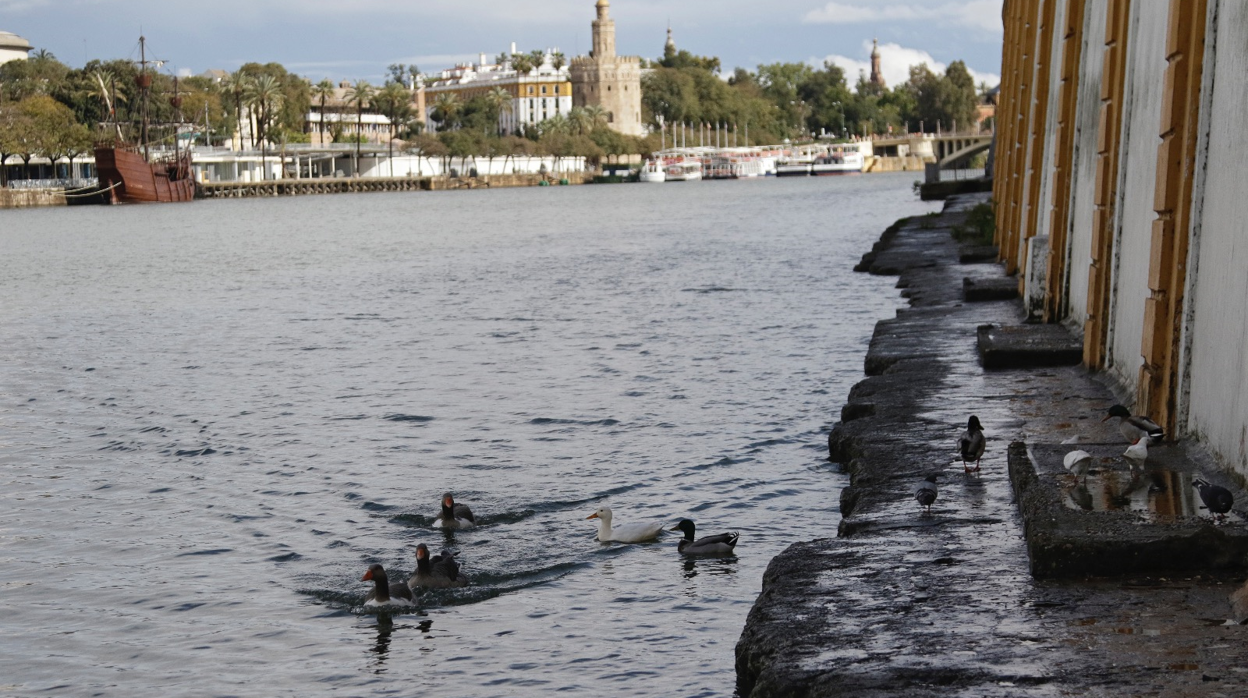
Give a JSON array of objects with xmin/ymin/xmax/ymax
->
[{"xmin": 0, "ymin": 174, "xmax": 938, "ymax": 697}]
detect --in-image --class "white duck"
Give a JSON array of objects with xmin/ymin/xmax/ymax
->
[
  {"xmin": 1123, "ymin": 439, "xmax": 1148, "ymax": 470},
  {"xmin": 586, "ymin": 506, "xmax": 665, "ymax": 543},
  {"xmin": 1063, "ymin": 450, "xmax": 1093, "ymax": 483}
]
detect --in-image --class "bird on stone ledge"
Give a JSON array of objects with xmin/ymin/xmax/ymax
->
[
  {"xmin": 1063, "ymin": 450, "xmax": 1093, "ymax": 484},
  {"xmin": 1192, "ymin": 478, "xmax": 1234, "ymax": 522},
  {"xmin": 1103, "ymin": 404, "xmax": 1164, "ymax": 445},
  {"xmin": 915, "ymin": 474, "xmax": 939, "ymax": 514},
  {"xmin": 959, "ymin": 415, "xmax": 986, "ymax": 474},
  {"xmin": 1123, "ymin": 438, "xmax": 1148, "ymax": 470}
]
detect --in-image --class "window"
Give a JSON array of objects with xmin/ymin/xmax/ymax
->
[{"xmin": 541, "ymin": 86, "xmax": 547, "ymax": 95}]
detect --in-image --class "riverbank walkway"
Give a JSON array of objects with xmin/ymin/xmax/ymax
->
[{"xmin": 735, "ymin": 194, "xmax": 1248, "ymax": 697}]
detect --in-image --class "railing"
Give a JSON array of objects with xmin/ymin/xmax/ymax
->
[{"xmin": 7, "ymin": 178, "xmax": 98, "ymax": 191}]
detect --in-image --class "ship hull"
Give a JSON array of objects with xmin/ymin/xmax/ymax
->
[{"xmin": 94, "ymin": 147, "xmax": 195, "ymax": 204}]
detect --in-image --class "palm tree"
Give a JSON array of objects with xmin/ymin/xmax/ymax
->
[
  {"xmin": 528, "ymin": 49, "xmax": 546, "ymax": 71},
  {"xmin": 219, "ymin": 71, "xmax": 250, "ymax": 150},
  {"xmin": 248, "ymin": 74, "xmax": 284, "ymax": 179},
  {"xmin": 510, "ymin": 53, "xmax": 534, "ymax": 76},
  {"xmin": 568, "ymin": 107, "xmax": 592, "ymax": 137},
  {"xmin": 486, "ymin": 87, "xmax": 512, "ymax": 135},
  {"xmin": 375, "ymin": 82, "xmax": 412, "ymax": 173},
  {"xmin": 495, "ymin": 52, "xmax": 510, "ymax": 68},
  {"xmin": 583, "ymin": 104, "xmax": 608, "ymax": 132},
  {"xmin": 311, "ymin": 79, "xmax": 335, "ymax": 146},
  {"xmin": 430, "ymin": 92, "xmax": 460, "ymax": 131},
  {"xmin": 550, "ymin": 51, "xmax": 566, "ymax": 71},
  {"xmin": 344, "ymin": 79, "xmax": 375, "ymax": 174}
]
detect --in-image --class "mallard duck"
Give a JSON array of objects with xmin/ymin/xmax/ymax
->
[
  {"xmin": 1063, "ymin": 450, "xmax": 1093, "ymax": 483},
  {"xmin": 670, "ymin": 519, "xmax": 738, "ymax": 555},
  {"xmin": 433, "ymin": 492, "xmax": 475, "ymax": 530},
  {"xmin": 408, "ymin": 543, "xmax": 469, "ymax": 589},
  {"xmin": 915, "ymin": 474, "xmax": 939, "ymax": 513},
  {"xmin": 1103, "ymin": 405, "xmax": 1164, "ymax": 444},
  {"xmin": 959, "ymin": 416, "xmax": 986, "ymax": 473},
  {"xmin": 1123, "ymin": 438, "xmax": 1148, "ymax": 469},
  {"xmin": 1192, "ymin": 478, "xmax": 1234, "ymax": 521},
  {"xmin": 362, "ymin": 563, "xmax": 415, "ymax": 607},
  {"xmin": 586, "ymin": 506, "xmax": 664, "ymax": 543}
]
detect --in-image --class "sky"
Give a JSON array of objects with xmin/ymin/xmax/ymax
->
[{"xmin": 1, "ymin": 0, "xmax": 1003, "ymax": 88}]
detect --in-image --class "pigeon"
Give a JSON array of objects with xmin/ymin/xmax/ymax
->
[
  {"xmin": 959, "ymin": 416, "xmax": 986, "ymax": 473},
  {"xmin": 1103, "ymin": 405, "xmax": 1164, "ymax": 445},
  {"xmin": 915, "ymin": 474, "xmax": 939, "ymax": 514},
  {"xmin": 1192, "ymin": 478, "xmax": 1234, "ymax": 522},
  {"xmin": 1123, "ymin": 439, "xmax": 1148, "ymax": 470},
  {"xmin": 1063, "ymin": 450, "xmax": 1093, "ymax": 483}
]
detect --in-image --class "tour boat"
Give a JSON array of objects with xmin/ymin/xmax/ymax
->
[
  {"xmin": 775, "ymin": 157, "xmax": 813, "ymax": 177},
  {"xmin": 639, "ymin": 159, "xmax": 667, "ymax": 183},
  {"xmin": 811, "ymin": 145, "xmax": 865, "ymax": 175},
  {"xmin": 664, "ymin": 159, "xmax": 702, "ymax": 182}
]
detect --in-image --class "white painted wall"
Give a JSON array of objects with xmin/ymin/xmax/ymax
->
[
  {"xmin": 1062, "ymin": 0, "xmax": 1108, "ymax": 329},
  {"xmin": 1029, "ymin": 0, "xmax": 1069, "ymax": 246},
  {"xmin": 1182, "ymin": 0, "xmax": 1248, "ymax": 478},
  {"xmin": 1104, "ymin": 3, "xmax": 1167, "ymax": 393}
]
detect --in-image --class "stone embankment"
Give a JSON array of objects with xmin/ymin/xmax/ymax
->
[
  {"xmin": 735, "ymin": 194, "xmax": 1248, "ymax": 698},
  {"xmin": 0, "ymin": 188, "xmax": 67, "ymax": 209},
  {"xmin": 198, "ymin": 172, "xmax": 590, "ymax": 199}
]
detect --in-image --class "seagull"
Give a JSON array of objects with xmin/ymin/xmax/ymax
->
[
  {"xmin": 1103, "ymin": 405, "xmax": 1164, "ymax": 445},
  {"xmin": 1123, "ymin": 438, "xmax": 1148, "ymax": 470},
  {"xmin": 1192, "ymin": 478, "xmax": 1234, "ymax": 522},
  {"xmin": 959, "ymin": 416, "xmax": 986, "ymax": 473},
  {"xmin": 915, "ymin": 474, "xmax": 939, "ymax": 514},
  {"xmin": 1063, "ymin": 450, "xmax": 1093, "ymax": 483}
]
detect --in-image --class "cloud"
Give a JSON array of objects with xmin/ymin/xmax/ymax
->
[
  {"xmin": 803, "ymin": 1, "xmax": 1003, "ymax": 33},
  {"xmin": 817, "ymin": 40, "xmax": 1000, "ymax": 88}
]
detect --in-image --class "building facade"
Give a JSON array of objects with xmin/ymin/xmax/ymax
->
[
  {"xmin": 570, "ymin": 0, "xmax": 644, "ymax": 137},
  {"xmin": 304, "ymin": 80, "xmax": 422, "ymax": 146},
  {"xmin": 0, "ymin": 31, "xmax": 32, "ymax": 65},
  {"xmin": 421, "ymin": 51, "xmax": 572, "ymax": 135},
  {"xmin": 993, "ymin": 0, "xmax": 1248, "ymax": 481}
]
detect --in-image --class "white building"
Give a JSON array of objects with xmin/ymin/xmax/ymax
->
[
  {"xmin": 0, "ymin": 31, "xmax": 33, "ymax": 65},
  {"xmin": 422, "ymin": 48, "xmax": 572, "ymax": 134}
]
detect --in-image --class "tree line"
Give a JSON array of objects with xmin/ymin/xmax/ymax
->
[{"xmin": 0, "ymin": 44, "xmax": 990, "ymax": 183}]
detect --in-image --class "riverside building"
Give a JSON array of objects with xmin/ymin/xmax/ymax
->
[{"xmin": 420, "ymin": 49, "xmax": 572, "ymax": 135}]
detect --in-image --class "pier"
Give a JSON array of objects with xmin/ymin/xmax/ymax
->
[{"xmin": 197, "ymin": 172, "xmax": 590, "ymax": 199}]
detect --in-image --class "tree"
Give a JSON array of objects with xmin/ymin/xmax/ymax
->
[
  {"xmin": 344, "ymin": 79, "xmax": 375, "ymax": 173},
  {"xmin": 528, "ymin": 49, "xmax": 546, "ymax": 71},
  {"xmin": 550, "ymin": 51, "xmax": 566, "ymax": 71},
  {"xmin": 311, "ymin": 79, "xmax": 335, "ymax": 145},
  {"xmin": 247, "ymin": 74, "xmax": 284, "ymax": 178},
  {"xmin": 510, "ymin": 53, "xmax": 534, "ymax": 76},
  {"xmin": 430, "ymin": 92, "xmax": 460, "ymax": 131},
  {"xmin": 485, "ymin": 87, "xmax": 512, "ymax": 134},
  {"xmin": 374, "ymin": 82, "xmax": 413, "ymax": 172},
  {"xmin": 219, "ymin": 70, "xmax": 250, "ymax": 148}
]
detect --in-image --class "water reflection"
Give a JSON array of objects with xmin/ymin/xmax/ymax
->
[
  {"xmin": 1061, "ymin": 467, "xmax": 1238, "ymax": 521},
  {"xmin": 369, "ymin": 614, "xmax": 395, "ymax": 673},
  {"xmin": 682, "ymin": 555, "xmax": 740, "ymax": 580}
]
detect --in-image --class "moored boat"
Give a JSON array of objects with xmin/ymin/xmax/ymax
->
[
  {"xmin": 639, "ymin": 159, "xmax": 667, "ymax": 183},
  {"xmin": 664, "ymin": 159, "xmax": 702, "ymax": 182}
]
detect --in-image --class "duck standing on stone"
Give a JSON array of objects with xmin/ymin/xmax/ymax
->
[
  {"xmin": 408, "ymin": 543, "xmax": 469, "ymax": 589},
  {"xmin": 433, "ymin": 492, "xmax": 476, "ymax": 530},
  {"xmin": 670, "ymin": 519, "xmax": 739, "ymax": 556},
  {"xmin": 959, "ymin": 416, "xmax": 986, "ymax": 473},
  {"xmin": 1103, "ymin": 405, "xmax": 1164, "ymax": 445},
  {"xmin": 1192, "ymin": 478, "xmax": 1234, "ymax": 522},
  {"xmin": 915, "ymin": 474, "xmax": 940, "ymax": 514},
  {"xmin": 1063, "ymin": 450, "xmax": 1093, "ymax": 484}
]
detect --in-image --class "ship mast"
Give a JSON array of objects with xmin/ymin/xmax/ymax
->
[{"xmin": 137, "ymin": 35, "xmax": 152, "ymax": 160}]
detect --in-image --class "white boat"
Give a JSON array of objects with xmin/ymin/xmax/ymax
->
[
  {"xmin": 639, "ymin": 159, "xmax": 666, "ymax": 183},
  {"xmin": 775, "ymin": 158, "xmax": 812, "ymax": 177},
  {"xmin": 811, "ymin": 145, "xmax": 865, "ymax": 175},
  {"xmin": 664, "ymin": 159, "xmax": 702, "ymax": 182}
]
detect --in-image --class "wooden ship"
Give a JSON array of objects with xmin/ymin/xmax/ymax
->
[{"xmin": 93, "ymin": 36, "xmax": 195, "ymax": 204}]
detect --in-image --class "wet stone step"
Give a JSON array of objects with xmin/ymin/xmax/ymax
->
[
  {"xmin": 976, "ymin": 323, "xmax": 1082, "ymax": 368},
  {"xmin": 963, "ymin": 276, "xmax": 1019, "ymax": 301},
  {"xmin": 1008, "ymin": 441, "xmax": 1248, "ymax": 578}
]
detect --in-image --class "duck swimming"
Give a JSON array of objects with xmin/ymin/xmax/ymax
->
[
  {"xmin": 408, "ymin": 543, "xmax": 469, "ymax": 589},
  {"xmin": 586, "ymin": 506, "xmax": 665, "ymax": 543},
  {"xmin": 1103, "ymin": 405, "xmax": 1164, "ymax": 445},
  {"xmin": 362, "ymin": 563, "xmax": 416, "ymax": 607},
  {"xmin": 670, "ymin": 519, "xmax": 738, "ymax": 556},
  {"xmin": 433, "ymin": 492, "xmax": 476, "ymax": 530}
]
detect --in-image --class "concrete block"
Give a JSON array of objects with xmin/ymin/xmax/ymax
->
[{"xmin": 976, "ymin": 323, "xmax": 1083, "ymax": 368}]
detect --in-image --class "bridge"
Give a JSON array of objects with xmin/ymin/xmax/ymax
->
[{"xmin": 933, "ymin": 134, "xmax": 993, "ymax": 169}]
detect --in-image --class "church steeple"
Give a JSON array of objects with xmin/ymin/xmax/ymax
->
[
  {"xmin": 665, "ymin": 23, "xmax": 675, "ymax": 52},
  {"xmin": 869, "ymin": 38, "xmax": 885, "ymax": 87}
]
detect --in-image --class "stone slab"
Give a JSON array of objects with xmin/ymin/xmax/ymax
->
[
  {"xmin": 963, "ymin": 276, "xmax": 1019, "ymax": 301},
  {"xmin": 976, "ymin": 323, "xmax": 1083, "ymax": 368},
  {"xmin": 959, "ymin": 244, "xmax": 999, "ymax": 263},
  {"xmin": 1009, "ymin": 441, "xmax": 1248, "ymax": 578}
]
